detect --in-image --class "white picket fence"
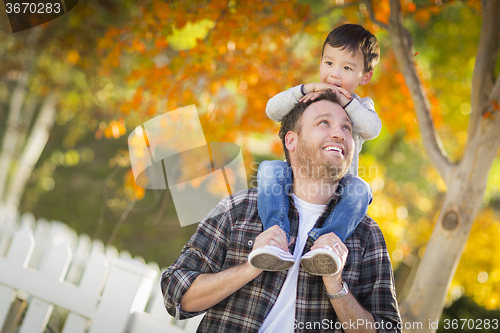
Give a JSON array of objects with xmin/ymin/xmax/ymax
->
[{"xmin": 0, "ymin": 205, "xmax": 203, "ymax": 333}]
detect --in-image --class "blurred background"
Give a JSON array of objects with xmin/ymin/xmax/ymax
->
[{"xmin": 1, "ymin": 0, "xmax": 499, "ymax": 330}]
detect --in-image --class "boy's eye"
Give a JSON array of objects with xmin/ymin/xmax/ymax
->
[
  {"xmin": 326, "ymin": 61, "xmax": 333, "ymax": 66},
  {"xmin": 343, "ymin": 66, "xmax": 352, "ymax": 71}
]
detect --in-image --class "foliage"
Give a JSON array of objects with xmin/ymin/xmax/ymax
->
[
  {"xmin": 95, "ymin": 0, "xmax": 500, "ymax": 310},
  {"xmin": 0, "ymin": 0, "xmax": 134, "ymax": 209},
  {"xmin": 96, "ymin": 0, "xmax": 314, "ymax": 160},
  {"xmin": 452, "ymin": 210, "xmax": 500, "ymax": 310},
  {"xmin": 438, "ymin": 296, "xmax": 500, "ymax": 333},
  {"xmin": 2, "ymin": 0, "xmax": 497, "ymax": 316}
]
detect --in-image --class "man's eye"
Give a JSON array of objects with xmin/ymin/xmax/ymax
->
[
  {"xmin": 320, "ymin": 120, "xmax": 329, "ymax": 125},
  {"xmin": 343, "ymin": 125, "xmax": 352, "ymax": 131}
]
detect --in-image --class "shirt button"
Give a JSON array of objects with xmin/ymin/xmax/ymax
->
[
  {"xmin": 275, "ymin": 285, "xmax": 280, "ymax": 289},
  {"xmin": 247, "ymin": 240, "xmax": 253, "ymax": 246}
]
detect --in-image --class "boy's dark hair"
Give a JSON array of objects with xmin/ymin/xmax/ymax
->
[
  {"xmin": 279, "ymin": 90, "xmax": 342, "ymax": 162},
  {"xmin": 322, "ymin": 23, "xmax": 380, "ymax": 73}
]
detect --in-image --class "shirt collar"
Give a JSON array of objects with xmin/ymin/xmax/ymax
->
[{"xmin": 289, "ymin": 179, "xmax": 344, "ymax": 208}]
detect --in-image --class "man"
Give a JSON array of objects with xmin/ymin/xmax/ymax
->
[{"xmin": 161, "ymin": 91, "xmax": 401, "ymax": 332}]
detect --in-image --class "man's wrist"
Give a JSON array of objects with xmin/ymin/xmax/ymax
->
[
  {"xmin": 244, "ymin": 261, "xmax": 263, "ymax": 278},
  {"xmin": 324, "ymin": 280, "xmax": 349, "ymax": 300}
]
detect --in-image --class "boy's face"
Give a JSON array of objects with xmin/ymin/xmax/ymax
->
[{"xmin": 319, "ymin": 45, "xmax": 373, "ymax": 94}]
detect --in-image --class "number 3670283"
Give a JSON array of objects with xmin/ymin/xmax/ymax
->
[
  {"xmin": 5, "ymin": 2, "xmax": 62, "ymax": 14},
  {"xmin": 443, "ymin": 319, "xmax": 499, "ymax": 330}
]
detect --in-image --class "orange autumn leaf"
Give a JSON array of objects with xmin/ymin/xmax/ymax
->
[{"xmin": 124, "ymin": 168, "xmax": 145, "ymax": 200}]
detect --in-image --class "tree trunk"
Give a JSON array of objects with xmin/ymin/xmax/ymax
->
[
  {"xmin": 384, "ymin": 0, "xmax": 500, "ymax": 331},
  {"xmin": 4, "ymin": 94, "xmax": 58, "ymax": 209},
  {"xmin": 0, "ymin": 72, "xmax": 30, "ymax": 203},
  {"xmin": 0, "ymin": 27, "xmax": 42, "ymax": 205},
  {"xmin": 399, "ymin": 115, "xmax": 500, "ymax": 331}
]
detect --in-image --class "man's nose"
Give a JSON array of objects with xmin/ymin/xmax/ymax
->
[{"xmin": 329, "ymin": 124, "xmax": 345, "ymax": 140}]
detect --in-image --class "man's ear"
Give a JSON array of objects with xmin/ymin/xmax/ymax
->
[
  {"xmin": 285, "ymin": 131, "xmax": 297, "ymax": 152},
  {"xmin": 360, "ymin": 70, "xmax": 373, "ymax": 86}
]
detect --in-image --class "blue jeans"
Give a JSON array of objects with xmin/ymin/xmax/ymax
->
[{"xmin": 257, "ymin": 160, "xmax": 372, "ymax": 243}]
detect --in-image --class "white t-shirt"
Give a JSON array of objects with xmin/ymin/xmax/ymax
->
[{"xmin": 259, "ymin": 194, "xmax": 326, "ymax": 333}]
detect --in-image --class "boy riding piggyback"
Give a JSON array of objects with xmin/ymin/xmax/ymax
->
[{"xmin": 249, "ymin": 24, "xmax": 382, "ymax": 276}]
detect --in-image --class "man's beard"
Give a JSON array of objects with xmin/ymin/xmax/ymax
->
[{"xmin": 294, "ymin": 137, "xmax": 352, "ymax": 182}]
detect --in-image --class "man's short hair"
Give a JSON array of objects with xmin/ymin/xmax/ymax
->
[
  {"xmin": 279, "ymin": 90, "xmax": 342, "ymax": 162},
  {"xmin": 322, "ymin": 23, "xmax": 380, "ymax": 73}
]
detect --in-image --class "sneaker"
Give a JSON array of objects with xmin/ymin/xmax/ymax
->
[
  {"xmin": 300, "ymin": 248, "xmax": 342, "ymax": 276},
  {"xmin": 248, "ymin": 245, "xmax": 295, "ymax": 271}
]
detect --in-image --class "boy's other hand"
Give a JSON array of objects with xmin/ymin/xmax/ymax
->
[
  {"xmin": 300, "ymin": 83, "xmax": 352, "ymax": 107},
  {"xmin": 300, "ymin": 91, "xmax": 324, "ymax": 103},
  {"xmin": 329, "ymin": 85, "xmax": 352, "ymax": 108},
  {"xmin": 302, "ymin": 82, "xmax": 335, "ymax": 95}
]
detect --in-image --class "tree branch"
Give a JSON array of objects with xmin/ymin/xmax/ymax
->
[
  {"xmin": 152, "ymin": 190, "xmax": 170, "ymax": 225},
  {"xmin": 469, "ymin": 0, "xmax": 500, "ymax": 139},
  {"xmin": 308, "ymin": 1, "xmax": 362, "ymax": 26},
  {"xmin": 15, "ymin": 94, "xmax": 38, "ymax": 154},
  {"xmin": 387, "ymin": 0, "xmax": 453, "ymax": 183},
  {"xmin": 203, "ymin": 0, "xmax": 229, "ymax": 42},
  {"xmin": 363, "ymin": 0, "xmax": 389, "ymax": 30},
  {"xmin": 94, "ymin": 166, "xmax": 121, "ymax": 239},
  {"xmin": 106, "ymin": 200, "xmax": 136, "ymax": 246}
]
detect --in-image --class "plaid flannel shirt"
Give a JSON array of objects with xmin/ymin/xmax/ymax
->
[{"xmin": 161, "ymin": 188, "xmax": 401, "ymax": 332}]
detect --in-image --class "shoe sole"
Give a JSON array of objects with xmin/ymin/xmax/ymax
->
[
  {"xmin": 300, "ymin": 253, "xmax": 339, "ymax": 276},
  {"xmin": 249, "ymin": 253, "xmax": 295, "ymax": 271}
]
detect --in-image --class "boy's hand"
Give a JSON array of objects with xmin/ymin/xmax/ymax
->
[
  {"xmin": 300, "ymin": 91, "xmax": 324, "ymax": 103},
  {"xmin": 302, "ymin": 82, "xmax": 337, "ymax": 95},
  {"xmin": 300, "ymin": 83, "xmax": 352, "ymax": 107}
]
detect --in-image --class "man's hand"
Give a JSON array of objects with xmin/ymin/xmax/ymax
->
[
  {"xmin": 181, "ymin": 228, "xmax": 296, "ymax": 312},
  {"xmin": 300, "ymin": 82, "xmax": 352, "ymax": 107},
  {"xmin": 252, "ymin": 225, "xmax": 294, "ymax": 253},
  {"xmin": 310, "ymin": 232, "xmax": 349, "ymax": 290},
  {"xmin": 313, "ymin": 233, "xmax": 377, "ymax": 333}
]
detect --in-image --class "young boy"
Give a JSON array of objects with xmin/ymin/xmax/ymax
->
[{"xmin": 248, "ymin": 24, "xmax": 381, "ymax": 276}]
